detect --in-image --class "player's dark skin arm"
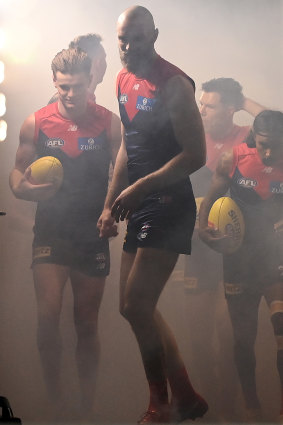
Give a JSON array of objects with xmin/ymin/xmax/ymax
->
[
  {"xmin": 199, "ymin": 150, "xmax": 234, "ymax": 253},
  {"xmin": 97, "ymin": 125, "xmax": 129, "ymax": 238},
  {"xmin": 111, "ymin": 75, "xmax": 206, "ymax": 222},
  {"xmin": 9, "ymin": 114, "xmax": 56, "ymax": 201}
]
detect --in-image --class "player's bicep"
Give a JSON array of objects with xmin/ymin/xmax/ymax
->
[
  {"xmin": 15, "ymin": 114, "xmax": 37, "ymax": 172},
  {"xmin": 164, "ymin": 75, "xmax": 206, "ymax": 162}
]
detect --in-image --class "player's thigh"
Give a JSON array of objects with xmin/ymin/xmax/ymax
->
[
  {"xmin": 124, "ymin": 247, "xmax": 178, "ymax": 312},
  {"xmin": 33, "ymin": 263, "xmax": 69, "ymax": 319},
  {"xmin": 70, "ymin": 270, "xmax": 106, "ymax": 323}
]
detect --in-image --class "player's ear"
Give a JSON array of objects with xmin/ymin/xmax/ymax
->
[
  {"xmin": 153, "ymin": 28, "xmax": 159, "ymax": 43},
  {"xmin": 53, "ymin": 73, "xmax": 57, "ymax": 88}
]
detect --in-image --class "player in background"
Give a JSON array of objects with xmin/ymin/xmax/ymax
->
[
  {"xmin": 98, "ymin": 5, "xmax": 208, "ymax": 424},
  {"xmin": 199, "ymin": 110, "xmax": 283, "ymax": 422},
  {"xmin": 49, "ymin": 33, "xmax": 107, "ymax": 104},
  {"xmin": 9, "ymin": 48, "xmax": 121, "ymax": 421},
  {"xmin": 180, "ymin": 78, "xmax": 265, "ymax": 421}
]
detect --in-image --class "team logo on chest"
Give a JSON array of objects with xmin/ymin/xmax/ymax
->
[
  {"xmin": 45, "ymin": 138, "xmax": 65, "ymax": 148},
  {"xmin": 136, "ymin": 96, "xmax": 156, "ymax": 112},
  {"xmin": 119, "ymin": 94, "xmax": 128, "ymax": 104},
  {"xmin": 270, "ymin": 181, "xmax": 283, "ymax": 194},
  {"xmin": 237, "ymin": 177, "xmax": 258, "ymax": 188},
  {"xmin": 78, "ymin": 137, "xmax": 103, "ymax": 151}
]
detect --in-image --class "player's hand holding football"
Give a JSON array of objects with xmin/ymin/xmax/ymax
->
[
  {"xmin": 97, "ymin": 208, "xmax": 118, "ymax": 238},
  {"xmin": 15, "ymin": 167, "xmax": 57, "ymax": 202},
  {"xmin": 199, "ymin": 226, "xmax": 233, "ymax": 254}
]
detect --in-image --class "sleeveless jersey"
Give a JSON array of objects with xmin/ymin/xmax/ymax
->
[
  {"xmin": 191, "ymin": 125, "xmax": 250, "ymax": 197},
  {"xmin": 229, "ymin": 142, "xmax": 283, "ymax": 243},
  {"xmin": 116, "ymin": 55, "xmax": 195, "ymax": 201},
  {"xmin": 33, "ymin": 101, "xmax": 112, "ymax": 242}
]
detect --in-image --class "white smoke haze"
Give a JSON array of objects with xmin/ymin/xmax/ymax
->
[{"xmin": 0, "ymin": 0, "xmax": 282, "ymax": 423}]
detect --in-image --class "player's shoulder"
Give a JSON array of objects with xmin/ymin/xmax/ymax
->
[
  {"xmin": 87, "ymin": 101, "xmax": 112, "ymax": 120},
  {"xmin": 154, "ymin": 56, "xmax": 195, "ymax": 91},
  {"xmin": 116, "ymin": 67, "xmax": 129, "ymax": 85},
  {"xmin": 35, "ymin": 102, "xmax": 58, "ymax": 120},
  {"xmin": 233, "ymin": 141, "xmax": 256, "ymax": 158}
]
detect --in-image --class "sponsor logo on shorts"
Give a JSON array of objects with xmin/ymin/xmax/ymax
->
[
  {"xmin": 136, "ymin": 96, "xmax": 156, "ymax": 112},
  {"xmin": 270, "ymin": 182, "xmax": 283, "ymax": 194},
  {"xmin": 137, "ymin": 223, "xmax": 150, "ymax": 241},
  {"xmin": 33, "ymin": 246, "xmax": 51, "ymax": 259},
  {"xmin": 45, "ymin": 138, "xmax": 64, "ymax": 148},
  {"xmin": 95, "ymin": 252, "xmax": 106, "ymax": 270},
  {"xmin": 78, "ymin": 136, "xmax": 103, "ymax": 151},
  {"xmin": 237, "ymin": 177, "xmax": 257, "ymax": 188},
  {"xmin": 119, "ymin": 94, "xmax": 128, "ymax": 104},
  {"xmin": 224, "ymin": 282, "xmax": 243, "ymax": 295}
]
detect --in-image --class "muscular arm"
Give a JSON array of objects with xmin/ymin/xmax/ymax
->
[
  {"xmin": 198, "ymin": 150, "xmax": 233, "ymax": 252},
  {"xmin": 9, "ymin": 114, "xmax": 55, "ymax": 201},
  {"xmin": 111, "ymin": 75, "xmax": 206, "ymax": 221},
  {"xmin": 97, "ymin": 124, "xmax": 129, "ymax": 237},
  {"xmin": 136, "ymin": 75, "xmax": 206, "ymax": 193},
  {"xmin": 241, "ymin": 96, "xmax": 265, "ymax": 117}
]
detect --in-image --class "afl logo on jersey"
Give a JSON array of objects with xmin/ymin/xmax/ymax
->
[
  {"xmin": 136, "ymin": 96, "xmax": 156, "ymax": 112},
  {"xmin": 78, "ymin": 137, "xmax": 102, "ymax": 151},
  {"xmin": 119, "ymin": 94, "xmax": 128, "ymax": 104},
  {"xmin": 45, "ymin": 138, "xmax": 64, "ymax": 148},
  {"xmin": 270, "ymin": 181, "xmax": 283, "ymax": 194},
  {"xmin": 237, "ymin": 178, "xmax": 257, "ymax": 188}
]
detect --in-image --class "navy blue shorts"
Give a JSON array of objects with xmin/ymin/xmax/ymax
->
[
  {"xmin": 123, "ymin": 194, "xmax": 196, "ymax": 255},
  {"xmin": 32, "ymin": 235, "xmax": 110, "ymax": 277},
  {"xmin": 223, "ymin": 233, "xmax": 283, "ymax": 296}
]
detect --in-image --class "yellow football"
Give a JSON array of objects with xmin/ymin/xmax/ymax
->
[
  {"xmin": 208, "ymin": 196, "xmax": 245, "ymax": 253},
  {"xmin": 30, "ymin": 156, "xmax": 63, "ymax": 190}
]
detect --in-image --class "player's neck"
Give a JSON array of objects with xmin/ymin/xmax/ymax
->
[
  {"xmin": 58, "ymin": 100, "xmax": 88, "ymax": 121},
  {"xmin": 134, "ymin": 51, "xmax": 158, "ymax": 78},
  {"xmin": 209, "ymin": 121, "xmax": 235, "ymax": 141}
]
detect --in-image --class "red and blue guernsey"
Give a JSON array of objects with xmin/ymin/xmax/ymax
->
[
  {"xmin": 116, "ymin": 55, "xmax": 195, "ymax": 200},
  {"xmin": 33, "ymin": 101, "xmax": 112, "ymax": 242},
  {"xmin": 229, "ymin": 142, "xmax": 283, "ymax": 243}
]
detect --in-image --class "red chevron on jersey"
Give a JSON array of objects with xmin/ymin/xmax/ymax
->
[
  {"xmin": 230, "ymin": 142, "xmax": 283, "ymax": 200},
  {"xmin": 34, "ymin": 101, "xmax": 112, "ymax": 158},
  {"xmin": 117, "ymin": 74, "xmax": 156, "ymax": 122},
  {"xmin": 116, "ymin": 55, "xmax": 194, "ymax": 124}
]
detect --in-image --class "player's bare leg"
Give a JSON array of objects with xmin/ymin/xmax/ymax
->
[
  {"xmin": 33, "ymin": 264, "xmax": 69, "ymax": 407},
  {"xmin": 71, "ymin": 270, "xmax": 106, "ymax": 419},
  {"xmin": 265, "ymin": 282, "xmax": 283, "ymax": 421},
  {"xmin": 120, "ymin": 248, "xmax": 207, "ymax": 423},
  {"xmin": 226, "ymin": 290, "xmax": 262, "ymax": 422}
]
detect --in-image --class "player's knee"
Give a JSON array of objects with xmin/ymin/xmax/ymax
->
[
  {"xmin": 75, "ymin": 320, "xmax": 97, "ymax": 339},
  {"xmin": 120, "ymin": 301, "xmax": 148, "ymax": 328},
  {"xmin": 270, "ymin": 301, "xmax": 283, "ymax": 347},
  {"xmin": 37, "ymin": 322, "xmax": 61, "ymax": 351}
]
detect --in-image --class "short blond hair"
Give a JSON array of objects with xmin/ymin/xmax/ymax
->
[{"xmin": 51, "ymin": 47, "xmax": 91, "ymax": 78}]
